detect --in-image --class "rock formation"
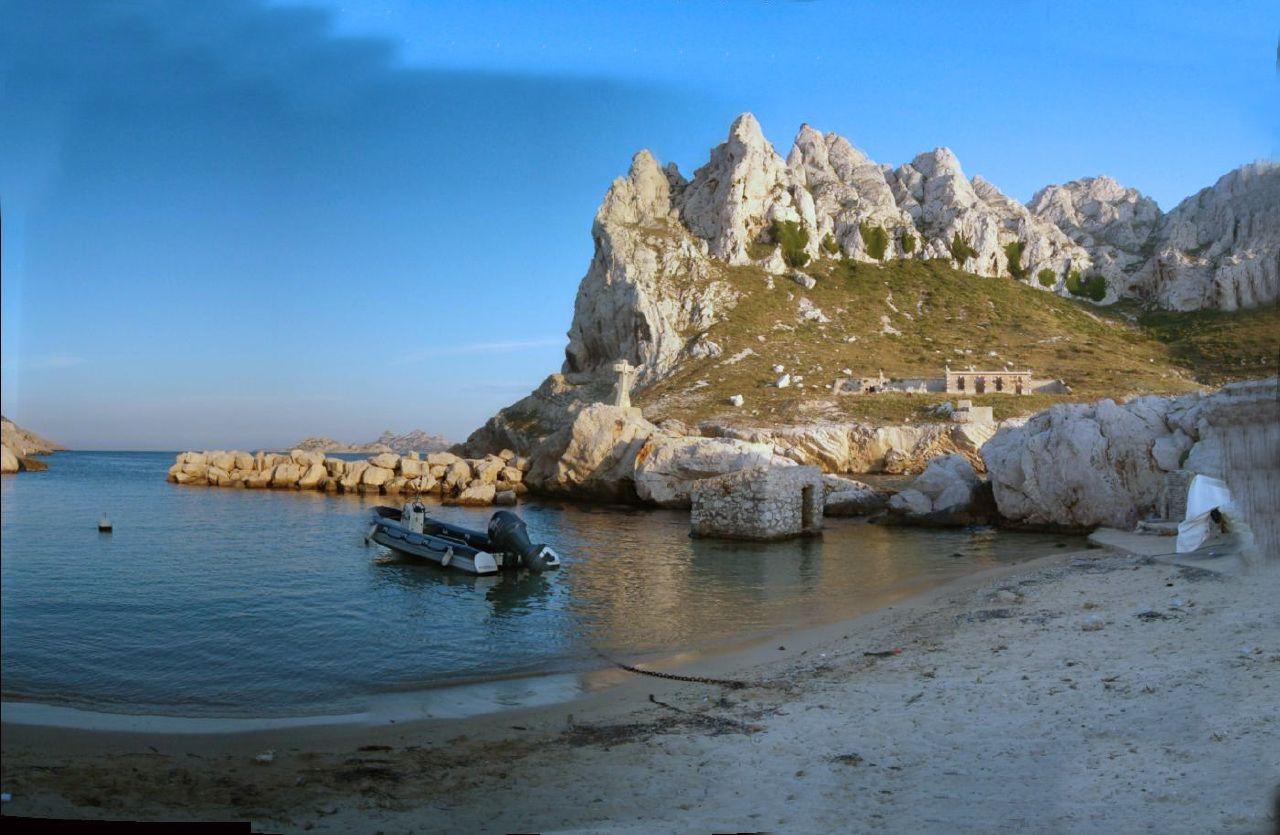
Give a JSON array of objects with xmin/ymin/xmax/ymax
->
[
  {"xmin": 557, "ymin": 113, "xmax": 1104, "ymax": 390},
  {"xmin": 981, "ymin": 378, "xmax": 1278, "ymax": 531},
  {"xmin": 1134, "ymin": 161, "xmax": 1279, "ymax": 311},
  {"xmin": 290, "ymin": 430, "xmax": 450, "ymax": 456},
  {"xmin": 461, "ymin": 114, "xmax": 1274, "ymax": 502},
  {"xmin": 886, "ymin": 454, "xmax": 994, "ymax": 527},
  {"xmin": 167, "ymin": 447, "xmax": 528, "ymax": 506},
  {"xmin": 1029, "ymin": 161, "xmax": 1279, "ymax": 310},
  {"xmin": 1, "ymin": 416, "xmax": 62, "ymax": 473}
]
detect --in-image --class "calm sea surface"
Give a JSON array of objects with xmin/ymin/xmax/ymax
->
[{"xmin": 2, "ymin": 452, "xmax": 1081, "ymax": 717}]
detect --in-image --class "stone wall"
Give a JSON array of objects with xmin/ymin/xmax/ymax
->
[
  {"xmin": 690, "ymin": 465, "xmax": 824, "ymax": 540},
  {"xmin": 166, "ymin": 448, "xmax": 529, "ymax": 507}
]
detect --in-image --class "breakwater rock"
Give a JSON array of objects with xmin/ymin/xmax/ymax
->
[{"xmin": 167, "ymin": 449, "xmax": 529, "ymax": 506}]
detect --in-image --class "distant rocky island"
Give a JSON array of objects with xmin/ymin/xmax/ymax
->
[
  {"xmin": 289, "ymin": 430, "xmax": 450, "ymax": 456},
  {"xmin": 1, "ymin": 416, "xmax": 62, "ymax": 473}
]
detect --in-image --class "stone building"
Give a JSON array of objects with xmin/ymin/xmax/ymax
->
[
  {"xmin": 690, "ymin": 465, "xmax": 824, "ymax": 541},
  {"xmin": 945, "ymin": 366, "xmax": 1032, "ymax": 395},
  {"xmin": 951, "ymin": 400, "xmax": 994, "ymax": 424}
]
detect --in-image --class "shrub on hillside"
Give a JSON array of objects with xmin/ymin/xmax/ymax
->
[
  {"xmin": 1004, "ymin": 241, "xmax": 1028, "ymax": 280},
  {"xmin": 1037, "ymin": 268, "xmax": 1056, "ymax": 288},
  {"xmin": 1066, "ymin": 270, "xmax": 1108, "ymax": 302},
  {"xmin": 821, "ymin": 233, "xmax": 839, "ymax": 255},
  {"xmin": 860, "ymin": 222, "xmax": 889, "ymax": 260},
  {"xmin": 772, "ymin": 220, "xmax": 810, "ymax": 269},
  {"xmin": 901, "ymin": 232, "xmax": 917, "ymax": 254},
  {"xmin": 949, "ymin": 233, "xmax": 978, "ymax": 263}
]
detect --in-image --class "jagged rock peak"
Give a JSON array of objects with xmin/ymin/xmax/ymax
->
[
  {"xmin": 678, "ymin": 111, "xmax": 792, "ymax": 264},
  {"xmin": 597, "ymin": 149, "xmax": 678, "ymax": 227},
  {"xmin": 1027, "ymin": 175, "xmax": 1162, "ymax": 250},
  {"xmin": 1136, "ymin": 159, "xmax": 1279, "ymax": 311}
]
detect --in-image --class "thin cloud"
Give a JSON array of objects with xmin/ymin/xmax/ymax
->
[{"xmin": 397, "ymin": 338, "xmax": 564, "ymax": 362}]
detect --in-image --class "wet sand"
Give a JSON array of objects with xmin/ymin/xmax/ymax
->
[{"xmin": 3, "ymin": 546, "xmax": 1277, "ymax": 832}]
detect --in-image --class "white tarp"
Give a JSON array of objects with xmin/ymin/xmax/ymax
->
[{"xmin": 1176, "ymin": 474, "xmax": 1234, "ymax": 553}]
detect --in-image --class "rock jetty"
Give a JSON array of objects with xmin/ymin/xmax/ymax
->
[{"xmin": 167, "ymin": 448, "xmax": 529, "ymax": 507}]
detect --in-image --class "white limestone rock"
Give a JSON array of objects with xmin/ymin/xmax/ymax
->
[
  {"xmin": 524, "ymin": 403, "xmax": 658, "ymax": 501},
  {"xmin": 562, "ymin": 150, "xmax": 739, "ymax": 383},
  {"xmin": 822, "ymin": 474, "xmax": 888, "ymax": 517},
  {"xmin": 678, "ymin": 113, "xmax": 794, "ymax": 265},
  {"xmin": 1135, "ymin": 161, "xmax": 1279, "ymax": 310},
  {"xmin": 1028, "ymin": 175, "xmax": 1161, "ymax": 288},
  {"xmin": 633, "ymin": 435, "xmax": 791, "ymax": 508}
]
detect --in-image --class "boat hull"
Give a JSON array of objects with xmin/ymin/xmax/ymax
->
[
  {"xmin": 369, "ymin": 520, "xmax": 501, "ymax": 574},
  {"xmin": 366, "ymin": 506, "xmax": 560, "ymax": 575}
]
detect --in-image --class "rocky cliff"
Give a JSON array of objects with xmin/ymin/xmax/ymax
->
[
  {"xmin": 1, "ymin": 416, "xmax": 62, "ymax": 474},
  {"xmin": 464, "ymin": 114, "xmax": 1275, "ymax": 472},
  {"xmin": 1029, "ymin": 161, "xmax": 1279, "ymax": 311},
  {"xmin": 564, "ymin": 114, "xmax": 1274, "ymax": 387}
]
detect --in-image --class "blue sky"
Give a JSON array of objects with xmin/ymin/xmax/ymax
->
[{"xmin": 1, "ymin": 0, "xmax": 1275, "ymax": 450}]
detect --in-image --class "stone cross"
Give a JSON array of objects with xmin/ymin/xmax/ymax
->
[{"xmin": 611, "ymin": 359, "xmax": 636, "ymax": 409}]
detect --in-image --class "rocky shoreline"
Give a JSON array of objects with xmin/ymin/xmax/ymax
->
[
  {"xmin": 1, "ymin": 416, "xmax": 61, "ymax": 474},
  {"xmin": 166, "ymin": 377, "xmax": 1276, "ymax": 551}
]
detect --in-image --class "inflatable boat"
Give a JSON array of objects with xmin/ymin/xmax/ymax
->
[{"xmin": 366, "ymin": 503, "xmax": 561, "ymax": 575}]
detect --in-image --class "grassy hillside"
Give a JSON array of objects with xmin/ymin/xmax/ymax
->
[{"xmin": 637, "ymin": 258, "xmax": 1278, "ymax": 427}]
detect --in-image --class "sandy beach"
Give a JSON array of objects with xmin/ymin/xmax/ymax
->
[{"xmin": 3, "ymin": 542, "xmax": 1277, "ymax": 833}]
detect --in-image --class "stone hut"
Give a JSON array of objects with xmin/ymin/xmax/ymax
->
[
  {"xmin": 945, "ymin": 366, "xmax": 1032, "ymax": 395},
  {"xmin": 951, "ymin": 399, "xmax": 994, "ymax": 424},
  {"xmin": 690, "ymin": 465, "xmax": 824, "ymax": 541}
]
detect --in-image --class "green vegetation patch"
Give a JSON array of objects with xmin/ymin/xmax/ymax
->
[
  {"xmin": 949, "ymin": 233, "xmax": 978, "ymax": 263},
  {"xmin": 821, "ymin": 233, "xmax": 839, "ymax": 255},
  {"xmin": 1037, "ymin": 268, "xmax": 1056, "ymax": 288},
  {"xmin": 1067, "ymin": 271, "xmax": 1107, "ymax": 302},
  {"xmin": 901, "ymin": 232, "xmax": 917, "ymax": 254},
  {"xmin": 1004, "ymin": 240, "xmax": 1027, "ymax": 281},
  {"xmin": 859, "ymin": 223, "xmax": 889, "ymax": 261},
  {"xmin": 772, "ymin": 220, "xmax": 810, "ymax": 269}
]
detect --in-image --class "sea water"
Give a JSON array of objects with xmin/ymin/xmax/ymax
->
[{"xmin": 1, "ymin": 452, "xmax": 1080, "ymax": 717}]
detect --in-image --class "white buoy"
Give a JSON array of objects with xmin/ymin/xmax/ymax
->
[{"xmin": 98, "ymin": 514, "xmax": 113, "ymax": 533}]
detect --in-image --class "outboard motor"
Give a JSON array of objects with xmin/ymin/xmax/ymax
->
[
  {"xmin": 487, "ymin": 510, "xmax": 556, "ymax": 573},
  {"xmin": 401, "ymin": 501, "xmax": 427, "ymax": 534}
]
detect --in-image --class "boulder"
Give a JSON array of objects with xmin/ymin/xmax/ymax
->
[
  {"xmin": 982, "ymin": 396, "xmax": 1175, "ymax": 529},
  {"xmin": 822, "ymin": 474, "xmax": 889, "ymax": 517},
  {"xmin": 525, "ymin": 403, "xmax": 658, "ymax": 501},
  {"xmin": 234, "ymin": 452, "xmax": 255, "ymax": 470},
  {"xmin": 494, "ymin": 489, "xmax": 518, "ymax": 506},
  {"xmin": 443, "ymin": 461, "xmax": 472, "ymax": 492},
  {"xmin": 291, "ymin": 449, "xmax": 325, "ymax": 467},
  {"xmin": 298, "ymin": 463, "xmax": 327, "ymax": 489},
  {"xmin": 450, "ymin": 481, "xmax": 497, "ymax": 506},
  {"xmin": 400, "ymin": 457, "xmax": 428, "ymax": 478},
  {"xmin": 339, "ymin": 460, "xmax": 370, "ymax": 491},
  {"xmin": 271, "ymin": 463, "xmax": 302, "ymax": 487},
  {"xmin": 500, "ymin": 466, "xmax": 523, "ymax": 484},
  {"xmin": 473, "ymin": 456, "xmax": 505, "ymax": 484},
  {"xmin": 633, "ymin": 435, "xmax": 788, "ymax": 508},
  {"xmin": 209, "ymin": 452, "xmax": 237, "ymax": 471},
  {"xmin": 324, "ymin": 457, "xmax": 347, "ymax": 477},
  {"xmin": 370, "ymin": 452, "xmax": 400, "ymax": 471},
  {"xmin": 885, "ymin": 454, "xmax": 992, "ymax": 526},
  {"xmin": 426, "ymin": 451, "xmax": 461, "ymax": 467},
  {"xmin": 245, "ymin": 469, "xmax": 274, "ymax": 488},
  {"xmin": 361, "ymin": 465, "xmax": 395, "ymax": 488}
]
